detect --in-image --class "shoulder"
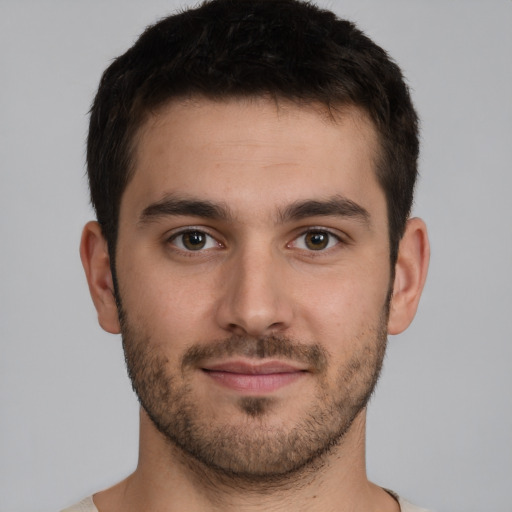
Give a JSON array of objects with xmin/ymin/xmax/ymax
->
[
  {"xmin": 386, "ymin": 489, "xmax": 433, "ymax": 512},
  {"xmin": 397, "ymin": 495, "xmax": 434, "ymax": 512},
  {"xmin": 60, "ymin": 496, "xmax": 98, "ymax": 512}
]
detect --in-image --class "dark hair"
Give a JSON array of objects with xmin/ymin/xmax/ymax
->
[{"xmin": 87, "ymin": 0, "xmax": 419, "ymax": 266}]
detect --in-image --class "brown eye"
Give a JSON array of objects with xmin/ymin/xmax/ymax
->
[
  {"xmin": 182, "ymin": 231, "xmax": 207, "ymax": 250},
  {"xmin": 170, "ymin": 230, "xmax": 219, "ymax": 251},
  {"xmin": 290, "ymin": 230, "xmax": 340, "ymax": 252},
  {"xmin": 304, "ymin": 231, "xmax": 330, "ymax": 250}
]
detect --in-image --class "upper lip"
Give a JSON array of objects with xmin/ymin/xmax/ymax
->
[{"xmin": 202, "ymin": 360, "xmax": 307, "ymax": 374}]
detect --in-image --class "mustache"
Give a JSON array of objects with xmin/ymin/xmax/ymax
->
[{"xmin": 181, "ymin": 334, "xmax": 328, "ymax": 373}]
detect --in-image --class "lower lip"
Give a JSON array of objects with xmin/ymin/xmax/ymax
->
[{"xmin": 204, "ymin": 370, "xmax": 304, "ymax": 393}]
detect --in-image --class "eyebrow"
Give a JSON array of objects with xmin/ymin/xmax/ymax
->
[
  {"xmin": 278, "ymin": 196, "xmax": 371, "ymax": 226},
  {"xmin": 138, "ymin": 194, "xmax": 370, "ymax": 227},
  {"xmin": 139, "ymin": 195, "xmax": 233, "ymax": 225}
]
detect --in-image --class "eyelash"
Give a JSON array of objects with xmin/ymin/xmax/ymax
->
[
  {"xmin": 167, "ymin": 227, "xmax": 344, "ymax": 255},
  {"xmin": 167, "ymin": 229, "xmax": 222, "ymax": 252},
  {"xmin": 288, "ymin": 229, "xmax": 342, "ymax": 252}
]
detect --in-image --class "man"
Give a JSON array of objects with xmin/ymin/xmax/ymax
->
[{"xmin": 67, "ymin": 0, "xmax": 430, "ymax": 510}]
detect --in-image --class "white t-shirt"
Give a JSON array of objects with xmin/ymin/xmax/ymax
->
[{"xmin": 61, "ymin": 494, "xmax": 433, "ymax": 511}]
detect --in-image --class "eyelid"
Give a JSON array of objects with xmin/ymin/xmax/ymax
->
[
  {"xmin": 166, "ymin": 226, "xmax": 224, "ymax": 251},
  {"xmin": 287, "ymin": 227, "xmax": 347, "ymax": 251}
]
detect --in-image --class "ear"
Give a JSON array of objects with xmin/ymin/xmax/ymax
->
[
  {"xmin": 388, "ymin": 217, "xmax": 430, "ymax": 335},
  {"xmin": 80, "ymin": 221, "xmax": 121, "ymax": 334}
]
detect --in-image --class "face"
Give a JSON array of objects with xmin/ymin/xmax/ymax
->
[{"xmin": 114, "ymin": 98, "xmax": 392, "ymax": 479}]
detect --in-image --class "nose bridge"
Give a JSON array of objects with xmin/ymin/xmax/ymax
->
[{"xmin": 216, "ymin": 238, "xmax": 292, "ymax": 336}]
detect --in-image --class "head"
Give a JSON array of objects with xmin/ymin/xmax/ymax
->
[
  {"xmin": 81, "ymin": 0, "xmax": 429, "ymax": 483},
  {"xmin": 87, "ymin": 0, "xmax": 419, "ymax": 270}
]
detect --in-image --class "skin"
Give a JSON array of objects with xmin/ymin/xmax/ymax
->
[{"xmin": 81, "ymin": 97, "xmax": 429, "ymax": 512}]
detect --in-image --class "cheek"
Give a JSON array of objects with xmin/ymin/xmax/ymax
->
[
  {"xmin": 295, "ymin": 260, "xmax": 390, "ymax": 345},
  {"xmin": 117, "ymin": 258, "xmax": 221, "ymax": 343}
]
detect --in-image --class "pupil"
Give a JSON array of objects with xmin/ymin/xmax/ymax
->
[
  {"xmin": 306, "ymin": 231, "xmax": 328, "ymax": 250},
  {"xmin": 184, "ymin": 232, "xmax": 205, "ymax": 250}
]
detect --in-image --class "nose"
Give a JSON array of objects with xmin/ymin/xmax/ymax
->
[{"xmin": 215, "ymin": 245, "xmax": 294, "ymax": 337}]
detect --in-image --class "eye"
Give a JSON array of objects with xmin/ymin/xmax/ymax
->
[
  {"xmin": 291, "ymin": 230, "xmax": 340, "ymax": 251},
  {"xmin": 169, "ymin": 230, "xmax": 220, "ymax": 251}
]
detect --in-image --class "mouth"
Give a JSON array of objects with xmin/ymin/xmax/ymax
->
[{"xmin": 201, "ymin": 360, "xmax": 308, "ymax": 394}]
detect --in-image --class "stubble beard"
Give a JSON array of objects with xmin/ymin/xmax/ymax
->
[{"xmin": 120, "ymin": 307, "xmax": 389, "ymax": 484}]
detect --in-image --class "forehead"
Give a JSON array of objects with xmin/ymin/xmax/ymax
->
[{"xmin": 122, "ymin": 97, "xmax": 385, "ymax": 224}]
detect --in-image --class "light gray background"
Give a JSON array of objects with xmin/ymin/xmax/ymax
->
[{"xmin": 1, "ymin": 1, "xmax": 511, "ymax": 511}]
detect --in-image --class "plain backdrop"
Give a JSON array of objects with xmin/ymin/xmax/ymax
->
[{"xmin": 1, "ymin": 1, "xmax": 511, "ymax": 511}]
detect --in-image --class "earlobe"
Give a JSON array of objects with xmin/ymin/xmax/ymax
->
[
  {"xmin": 388, "ymin": 218, "xmax": 430, "ymax": 335},
  {"xmin": 80, "ymin": 221, "xmax": 121, "ymax": 334}
]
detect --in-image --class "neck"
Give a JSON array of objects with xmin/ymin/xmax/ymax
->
[{"xmin": 93, "ymin": 408, "xmax": 399, "ymax": 512}]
